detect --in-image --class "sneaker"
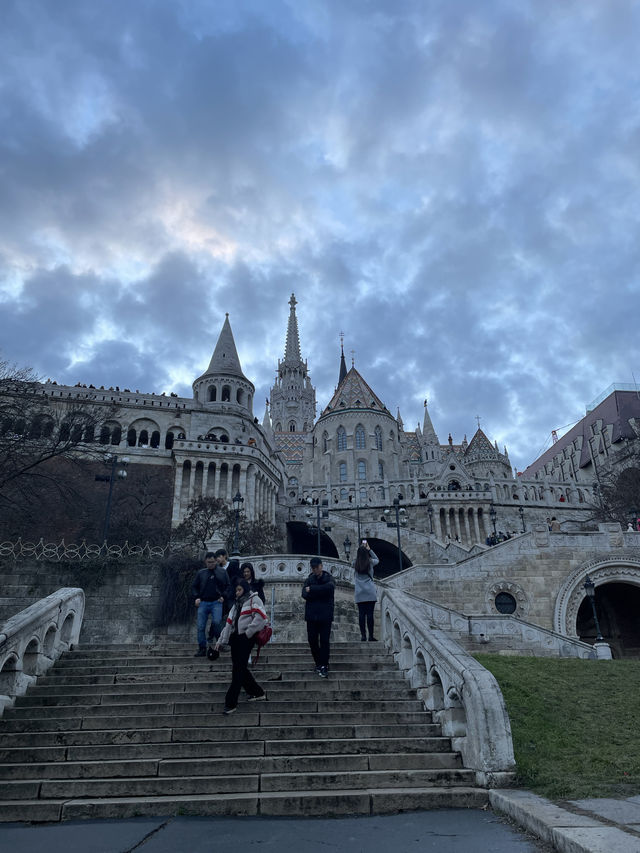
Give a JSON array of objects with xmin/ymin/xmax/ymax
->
[
  {"xmin": 247, "ymin": 693, "xmax": 266, "ymax": 702},
  {"xmin": 194, "ymin": 648, "xmax": 206, "ymax": 657},
  {"xmin": 222, "ymin": 706, "xmax": 237, "ymax": 715},
  {"xmin": 318, "ymin": 666, "xmax": 328, "ymax": 678}
]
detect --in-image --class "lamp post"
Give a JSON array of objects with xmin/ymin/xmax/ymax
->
[
  {"xmin": 343, "ymin": 536, "xmax": 352, "ymax": 562},
  {"xmin": 232, "ymin": 491, "xmax": 244, "ymax": 556},
  {"xmin": 384, "ymin": 495, "xmax": 406, "ymax": 574},
  {"xmin": 518, "ymin": 505, "xmax": 525, "ymax": 533},
  {"xmin": 95, "ymin": 454, "xmax": 128, "ymax": 543},
  {"xmin": 427, "ymin": 501, "xmax": 434, "ymax": 534},
  {"xmin": 583, "ymin": 575, "xmax": 604, "ymax": 642},
  {"xmin": 489, "ymin": 503, "xmax": 497, "ymax": 536}
]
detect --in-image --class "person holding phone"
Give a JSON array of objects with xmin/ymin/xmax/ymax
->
[{"xmin": 353, "ymin": 540, "xmax": 379, "ymax": 641}]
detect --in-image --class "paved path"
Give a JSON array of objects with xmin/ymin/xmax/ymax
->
[{"xmin": 0, "ymin": 810, "xmax": 551, "ymax": 853}]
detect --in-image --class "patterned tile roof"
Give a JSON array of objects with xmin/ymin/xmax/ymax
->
[
  {"xmin": 274, "ymin": 431, "xmax": 306, "ymax": 462},
  {"xmin": 321, "ymin": 367, "xmax": 389, "ymax": 416}
]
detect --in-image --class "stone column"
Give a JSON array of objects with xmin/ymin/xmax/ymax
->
[
  {"xmin": 202, "ymin": 463, "xmax": 210, "ymax": 498},
  {"xmin": 171, "ymin": 461, "xmax": 184, "ymax": 526}
]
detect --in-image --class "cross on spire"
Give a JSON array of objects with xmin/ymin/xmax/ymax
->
[{"xmin": 476, "ymin": 414, "xmax": 482, "ymax": 429}]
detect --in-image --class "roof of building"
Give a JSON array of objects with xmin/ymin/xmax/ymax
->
[
  {"xmin": 202, "ymin": 314, "xmax": 248, "ymax": 380},
  {"xmin": 273, "ymin": 431, "xmax": 306, "ymax": 462},
  {"xmin": 320, "ymin": 367, "xmax": 390, "ymax": 417}
]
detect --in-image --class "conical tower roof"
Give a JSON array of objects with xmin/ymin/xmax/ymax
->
[
  {"xmin": 422, "ymin": 399, "xmax": 439, "ymax": 444},
  {"xmin": 338, "ymin": 341, "xmax": 348, "ymax": 386},
  {"xmin": 203, "ymin": 314, "xmax": 248, "ymax": 380},
  {"xmin": 283, "ymin": 294, "xmax": 302, "ymax": 365},
  {"xmin": 320, "ymin": 367, "xmax": 389, "ymax": 417}
]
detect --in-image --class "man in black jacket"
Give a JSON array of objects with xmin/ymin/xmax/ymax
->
[
  {"xmin": 192, "ymin": 552, "xmax": 229, "ymax": 656},
  {"xmin": 302, "ymin": 557, "xmax": 335, "ymax": 678}
]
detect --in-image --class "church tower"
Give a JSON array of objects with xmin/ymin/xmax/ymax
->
[
  {"xmin": 192, "ymin": 313, "xmax": 255, "ymax": 416},
  {"xmin": 270, "ymin": 294, "xmax": 316, "ymax": 433}
]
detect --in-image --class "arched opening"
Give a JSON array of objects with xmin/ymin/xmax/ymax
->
[
  {"xmin": 576, "ymin": 581, "xmax": 640, "ymax": 658},
  {"xmin": 165, "ymin": 431, "xmax": 174, "ymax": 450},
  {"xmin": 150, "ymin": 430, "xmax": 160, "ymax": 448},
  {"xmin": 285, "ymin": 521, "xmax": 340, "ymax": 559},
  {"xmin": 99, "ymin": 425, "xmax": 110, "ymax": 444},
  {"xmin": 236, "ymin": 388, "xmax": 244, "ymax": 405},
  {"xmin": 222, "ymin": 385, "xmax": 231, "ymax": 402},
  {"xmin": 138, "ymin": 429, "xmax": 149, "ymax": 447},
  {"xmin": 127, "ymin": 428, "xmax": 136, "ymax": 447},
  {"xmin": 23, "ymin": 639, "xmax": 39, "ymax": 676},
  {"xmin": 208, "ymin": 385, "xmax": 217, "ymax": 402},
  {"xmin": 111, "ymin": 425, "xmax": 122, "ymax": 445},
  {"xmin": 363, "ymin": 536, "xmax": 411, "ymax": 578}
]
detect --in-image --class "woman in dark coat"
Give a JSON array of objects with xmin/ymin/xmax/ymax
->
[{"xmin": 241, "ymin": 561, "xmax": 266, "ymax": 603}]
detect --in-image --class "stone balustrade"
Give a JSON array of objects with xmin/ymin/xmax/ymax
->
[
  {"xmin": 0, "ymin": 588, "xmax": 85, "ymax": 716},
  {"xmin": 380, "ymin": 587, "xmax": 516, "ymax": 787}
]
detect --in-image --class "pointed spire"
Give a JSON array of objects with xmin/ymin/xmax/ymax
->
[
  {"xmin": 397, "ymin": 408, "xmax": 404, "ymax": 431},
  {"xmin": 283, "ymin": 293, "xmax": 302, "ymax": 364},
  {"xmin": 338, "ymin": 333, "xmax": 347, "ymax": 386},
  {"xmin": 204, "ymin": 314, "xmax": 248, "ymax": 379},
  {"xmin": 263, "ymin": 398, "xmax": 271, "ymax": 429},
  {"xmin": 422, "ymin": 399, "xmax": 439, "ymax": 445}
]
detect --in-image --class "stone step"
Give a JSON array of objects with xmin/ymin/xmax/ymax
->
[
  {"xmin": 0, "ymin": 787, "xmax": 489, "ymax": 822},
  {"xmin": 0, "ymin": 736, "xmax": 454, "ymax": 764},
  {"xmin": 5, "ymin": 698, "xmax": 425, "ymax": 718},
  {"xmin": 34, "ymin": 672, "xmax": 406, "ymax": 687},
  {"xmin": 0, "ymin": 723, "xmax": 442, "ymax": 748},
  {"xmin": 0, "ymin": 751, "xmax": 462, "ymax": 781},
  {"xmin": 0, "ymin": 710, "xmax": 432, "ymax": 733}
]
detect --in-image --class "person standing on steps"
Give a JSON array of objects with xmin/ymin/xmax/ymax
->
[
  {"xmin": 302, "ymin": 556, "xmax": 335, "ymax": 678},
  {"xmin": 241, "ymin": 561, "xmax": 266, "ymax": 603},
  {"xmin": 215, "ymin": 579, "xmax": 267, "ymax": 714},
  {"xmin": 353, "ymin": 540, "xmax": 379, "ymax": 642},
  {"xmin": 191, "ymin": 552, "xmax": 228, "ymax": 657}
]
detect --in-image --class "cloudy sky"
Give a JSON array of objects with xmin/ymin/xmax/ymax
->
[{"xmin": 1, "ymin": 0, "xmax": 639, "ymax": 470}]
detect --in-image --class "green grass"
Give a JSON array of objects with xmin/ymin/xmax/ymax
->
[{"xmin": 475, "ymin": 655, "xmax": 640, "ymax": 800}]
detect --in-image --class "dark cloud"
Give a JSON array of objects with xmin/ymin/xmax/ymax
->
[{"xmin": 1, "ymin": 0, "xmax": 640, "ymax": 469}]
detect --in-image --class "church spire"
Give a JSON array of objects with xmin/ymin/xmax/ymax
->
[
  {"xmin": 338, "ymin": 333, "xmax": 347, "ymax": 386},
  {"xmin": 422, "ymin": 399, "xmax": 439, "ymax": 445},
  {"xmin": 283, "ymin": 293, "xmax": 302, "ymax": 365}
]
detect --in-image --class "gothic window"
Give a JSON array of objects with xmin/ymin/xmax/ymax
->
[
  {"xmin": 275, "ymin": 423, "xmax": 282, "ymax": 431},
  {"xmin": 337, "ymin": 427, "xmax": 347, "ymax": 451},
  {"xmin": 208, "ymin": 386, "xmax": 217, "ymax": 402},
  {"xmin": 375, "ymin": 426, "xmax": 383, "ymax": 451},
  {"xmin": 358, "ymin": 460, "xmax": 367, "ymax": 480},
  {"xmin": 323, "ymin": 431, "xmax": 328, "ymax": 452},
  {"xmin": 378, "ymin": 461, "xmax": 384, "ymax": 479},
  {"xmin": 289, "ymin": 421, "xmax": 296, "ymax": 432},
  {"xmin": 339, "ymin": 462, "xmax": 347, "ymax": 482},
  {"xmin": 355, "ymin": 425, "xmax": 366, "ymax": 449}
]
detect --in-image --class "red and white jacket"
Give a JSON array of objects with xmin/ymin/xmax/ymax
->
[{"xmin": 218, "ymin": 593, "xmax": 267, "ymax": 645}]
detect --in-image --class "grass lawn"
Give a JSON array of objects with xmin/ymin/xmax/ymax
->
[{"xmin": 475, "ymin": 655, "xmax": 640, "ymax": 800}]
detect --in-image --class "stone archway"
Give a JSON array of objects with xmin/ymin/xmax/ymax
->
[{"xmin": 554, "ymin": 557, "xmax": 640, "ymax": 657}]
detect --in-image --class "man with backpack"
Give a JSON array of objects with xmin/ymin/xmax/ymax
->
[{"xmin": 302, "ymin": 556, "xmax": 335, "ymax": 678}]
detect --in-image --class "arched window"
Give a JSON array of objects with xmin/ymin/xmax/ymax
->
[
  {"xmin": 375, "ymin": 426, "xmax": 383, "ymax": 451},
  {"xmin": 150, "ymin": 430, "xmax": 160, "ymax": 448},
  {"xmin": 447, "ymin": 480, "xmax": 461, "ymax": 491},
  {"xmin": 220, "ymin": 434, "xmax": 229, "ymax": 443},
  {"xmin": 127, "ymin": 428, "xmax": 136, "ymax": 447},
  {"xmin": 222, "ymin": 385, "xmax": 231, "ymax": 402},
  {"xmin": 340, "ymin": 487, "xmax": 348, "ymax": 501},
  {"xmin": 138, "ymin": 430, "xmax": 149, "ymax": 447},
  {"xmin": 289, "ymin": 421, "xmax": 296, "ymax": 432},
  {"xmin": 111, "ymin": 425, "xmax": 122, "ymax": 445},
  {"xmin": 99, "ymin": 425, "xmax": 110, "ymax": 444},
  {"xmin": 355, "ymin": 425, "xmax": 366, "ymax": 449},
  {"xmin": 359, "ymin": 487, "xmax": 367, "ymax": 503},
  {"xmin": 358, "ymin": 460, "xmax": 367, "ymax": 481},
  {"xmin": 337, "ymin": 427, "xmax": 347, "ymax": 451},
  {"xmin": 165, "ymin": 431, "xmax": 174, "ymax": 450},
  {"xmin": 339, "ymin": 462, "xmax": 347, "ymax": 482},
  {"xmin": 323, "ymin": 431, "xmax": 329, "ymax": 452},
  {"xmin": 378, "ymin": 486, "xmax": 385, "ymax": 500},
  {"xmin": 208, "ymin": 386, "xmax": 216, "ymax": 402},
  {"xmin": 378, "ymin": 461, "xmax": 384, "ymax": 479},
  {"xmin": 236, "ymin": 388, "xmax": 244, "ymax": 404}
]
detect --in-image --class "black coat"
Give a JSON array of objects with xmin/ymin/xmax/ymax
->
[
  {"xmin": 191, "ymin": 568, "xmax": 227, "ymax": 602},
  {"xmin": 301, "ymin": 570, "xmax": 335, "ymax": 623}
]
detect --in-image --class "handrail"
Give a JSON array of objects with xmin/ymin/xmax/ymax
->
[{"xmin": 0, "ymin": 588, "xmax": 85, "ymax": 716}]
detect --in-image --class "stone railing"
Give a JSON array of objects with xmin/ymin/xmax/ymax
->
[
  {"xmin": 248, "ymin": 554, "xmax": 354, "ymax": 585},
  {"xmin": 0, "ymin": 588, "xmax": 85, "ymax": 715},
  {"xmin": 0, "ymin": 538, "xmax": 170, "ymax": 561},
  {"xmin": 380, "ymin": 587, "xmax": 516, "ymax": 787},
  {"xmin": 466, "ymin": 614, "xmax": 596, "ymax": 658}
]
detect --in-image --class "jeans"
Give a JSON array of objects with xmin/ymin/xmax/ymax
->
[
  {"xmin": 225, "ymin": 633, "xmax": 264, "ymax": 709},
  {"xmin": 196, "ymin": 600, "xmax": 223, "ymax": 649},
  {"xmin": 357, "ymin": 601, "xmax": 375, "ymax": 639},
  {"xmin": 306, "ymin": 619, "xmax": 332, "ymax": 668}
]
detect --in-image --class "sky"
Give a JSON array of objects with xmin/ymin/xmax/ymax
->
[{"xmin": 1, "ymin": 0, "xmax": 639, "ymax": 471}]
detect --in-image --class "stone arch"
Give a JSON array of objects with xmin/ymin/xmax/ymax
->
[
  {"xmin": 0, "ymin": 654, "xmax": 20, "ymax": 697},
  {"xmin": 43, "ymin": 625, "xmax": 57, "ymax": 657},
  {"xmin": 392, "ymin": 621, "xmax": 402, "ymax": 653},
  {"xmin": 399, "ymin": 634, "xmax": 413, "ymax": 670},
  {"xmin": 23, "ymin": 638, "xmax": 40, "ymax": 676},
  {"xmin": 554, "ymin": 557, "xmax": 640, "ymax": 638}
]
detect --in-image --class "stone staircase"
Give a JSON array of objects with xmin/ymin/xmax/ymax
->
[{"xmin": 0, "ymin": 642, "xmax": 488, "ymax": 821}]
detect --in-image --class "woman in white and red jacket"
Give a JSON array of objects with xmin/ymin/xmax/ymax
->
[{"xmin": 215, "ymin": 579, "xmax": 267, "ymax": 714}]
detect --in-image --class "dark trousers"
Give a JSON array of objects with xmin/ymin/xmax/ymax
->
[
  {"xmin": 358, "ymin": 601, "xmax": 375, "ymax": 639},
  {"xmin": 306, "ymin": 619, "xmax": 332, "ymax": 668},
  {"xmin": 224, "ymin": 633, "xmax": 264, "ymax": 709}
]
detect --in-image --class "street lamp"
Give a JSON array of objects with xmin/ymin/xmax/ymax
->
[
  {"xmin": 343, "ymin": 536, "xmax": 352, "ymax": 562},
  {"xmin": 95, "ymin": 454, "xmax": 128, "ymax": 543},
  {"xmin": 232, "ymin": 491, "xmax": 244, "ymax": 556},
  {"xmin": 384, "ymin": 495, "xmax": 406, "ymax": 574},
  {"xmin": 518, "ymin": 505, "xmax": 525, "ymax": 533},
  {"xmin": 583, "ymin": 575, "xmax": 604, "ymax": 642},
  {"xmin": 489, "ymin": 503, "xmax": 497, "ymax": 536},
  {"xmin": 427, "ymin": 501, "xmax": 434, "ymax": 534}
]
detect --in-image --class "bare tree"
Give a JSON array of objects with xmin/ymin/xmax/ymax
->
[
  {"xmin": 173, "ymin": 495, "xmax": 282, "ymax": 554},
  {"xmin": 0, "ymin": 355, "xmax": 119, "ymax": 514}
]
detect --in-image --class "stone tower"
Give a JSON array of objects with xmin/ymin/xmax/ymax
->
[
  {"xmin": 269, "ymin": 294, "xmax": 316, "ymax": 433},
  {"xmin": 192, "ymin": 313, "xmax": 255, "ymax": 416}
]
